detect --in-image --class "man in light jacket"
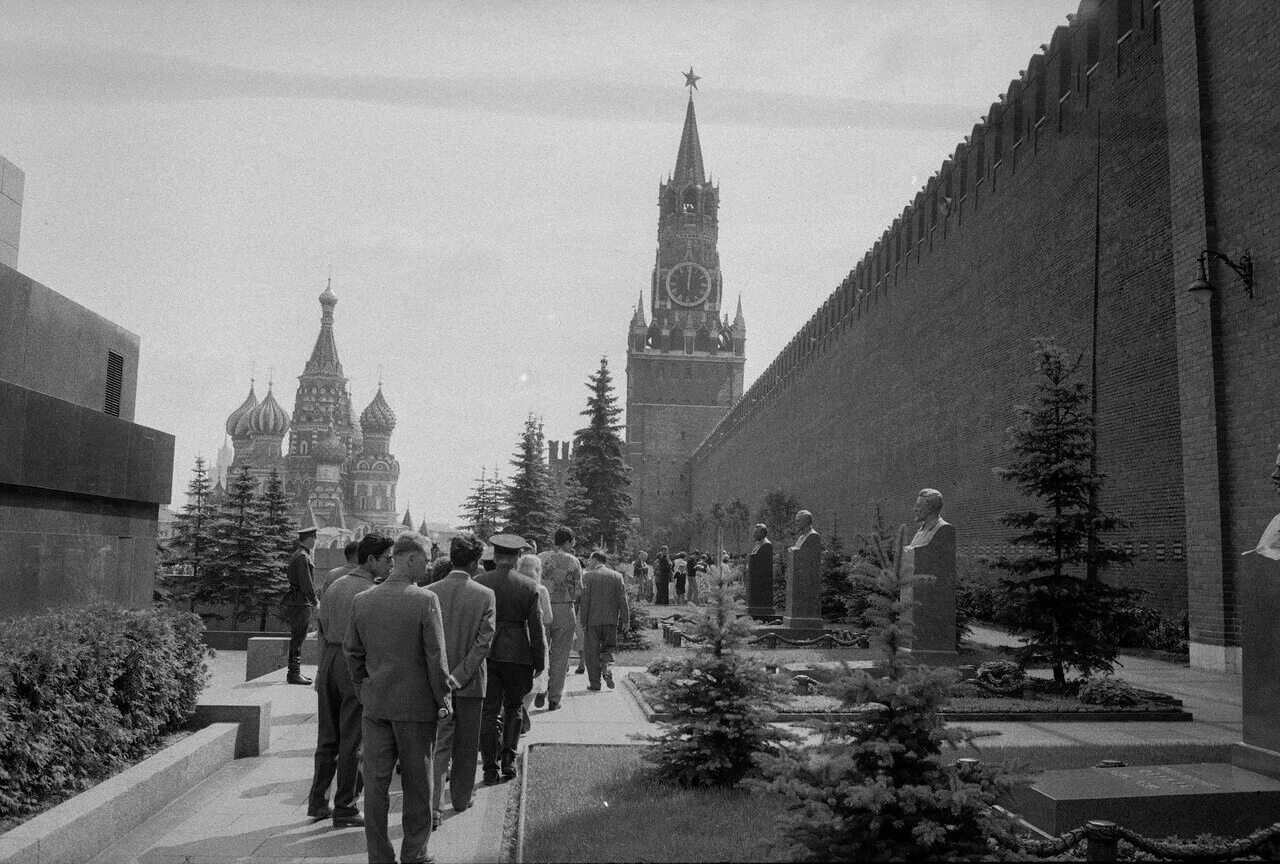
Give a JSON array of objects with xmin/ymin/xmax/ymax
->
[
  {"xmin": 345, "ymin": 532, "xmax": 452, "ymax": 864},
  {"xmin": 428, "ymin": 534, "xmax": 496, "ymax": 822},
  {"xmin": 578, "ymin": 551, "xmax": 629, "ymax": 691}
]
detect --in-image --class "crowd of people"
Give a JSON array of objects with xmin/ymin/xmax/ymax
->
[
  {"xmin": 281, "ymin": 524, "xmax": 629, "ymax": 864},
  {"xmin": 629, "ymin": 546, "xmax": 733, "ymax": 606}
]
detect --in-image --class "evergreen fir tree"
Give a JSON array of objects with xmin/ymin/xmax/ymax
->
[
  {"xmin": 557, "ymin": 472, "xmax": 598, "ymax": 544},
  {"xmin": 991, "ymin": 339, "xmax": 1135, "ymax": 685},
  {"xmin": 819, "ymin": 523, "xmax": 853, "ymax": 622},
  {"xmin": 459, "ymin": 467, "xmax": 503, "ymax": 539},
  {"xmin": 568, "ymin": 357, "xmax": 633, "ymax": 549},
  {"xmin": 503, "ymin": 415, "xmax": 555, "ymax": 546},
  {"xmin": 257, "ymin": 468, "xmax": 296, "ymax": 631},
  {"xmin": 164, "ymin": 456, "xmax": 216, "ymax": 612},
  {"xmin": 756, "ymin": 523, "xmax": 1025, "ymax": 860},
  {"xmin": 642, "ymin": 562, "xmax": 795, "ymax": 787},
  {"xmin": 205, "ymin": 467, "xmax": 276, "ymax": 630}
]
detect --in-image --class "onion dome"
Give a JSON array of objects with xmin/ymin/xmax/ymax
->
[
  {"xmin": 225, "ymin": 382, "xmax": 258, "ymax": 437},
  {"xmin": 360, "ymin": 385, "xmax": 397, "ymax": 436},
  {"xmin": 247, "ymin": 384, "xmax": 291, "ymax": 436},
  {"xmin": 314, "ymin": 424, "xmax": 347, "ymax": 464}
]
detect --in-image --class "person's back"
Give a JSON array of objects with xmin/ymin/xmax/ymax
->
[
  {"xmin": 580, "ymin": 564, "xmax": 627, "ymax": 627},
  {"xmin": 538, "ymin": 547, "xmax": 581, "ymax": 604},
  {"xmin": 578, "ymin": 553, "xmax": 629, "ymax": 690},
  {"xmin": 347, "ymin": 580, "xmax": 451, "ymax": 720},
  {"xmin": 476, "ymin": 565, "xmax": 544, "ymax": 666}
]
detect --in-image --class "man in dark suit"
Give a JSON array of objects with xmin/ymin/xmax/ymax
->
[
  {"xmin": 428, "ymin": 534, "xmax": 495, "ymax": 823},
  {"xmin": 654, "ymin": 545, "xmax": 673, "ymax": 605},
  {"xmin": 345, "ymin": 532, "xmax": 452, "ymax": 864},
  {"xmin": 578, "ymin": 551, "xmax": 629, "ymax": 691},
  {"xmin": 307, "ymin": 533, "xmax": 392, "ymax": 828},
  {"xmin": 476, "ymin": 533, "xmax": 545, "ymax": 783},
  {"xmin": 283, "ymin": 527, "xmax": 319, "ymax": 685}
]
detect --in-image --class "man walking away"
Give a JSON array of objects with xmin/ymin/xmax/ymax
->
[
  {"xmin": 283, "ymin": 527, "xmax": 319, "ymax": 685},
  {"xmin": 345, "ymin": 532, "xmax": 452, "ymax": 864},
  {"xmin": 537, "ymin": 527, "xmax": 582, "ymax": 711},
  {"xmin": 428, "ymin": 534, "xmax": 495, "ymax": 826},
  {"xmin": 476, "ymin": 533, "xmax": 546, "ymax": 783},
  {"xmin": 308, "ymin": 533, "xmax": 392, "ymax": 828},
  {"xmin": 320, "ymin": 540, "xmax": 359, "ymax": 600},
  {"xmin": 579, "ymin": 551, "xmax": 629, "ymax": 691}
]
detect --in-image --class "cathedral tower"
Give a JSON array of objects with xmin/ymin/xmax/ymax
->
[
  {"xmin": 625, "ymin": 83, "xmax": 746, "ymax": 537},
  {"xmin": 353, "ymin": 384, "xmax": 400, "ymax": 526}
]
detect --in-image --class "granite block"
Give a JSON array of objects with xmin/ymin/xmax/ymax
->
[
  {"xmin": 1012, "ymin": 762, "xmax": 1280, "ymax": 837},
  {"xmin": 246, "ymin": 634, "xmax": 318, "ymax": 680},
  {"xmin": 0, "ymin": 385, "xmax": 27, "ymax": 483},
  {"xmin": 193, "ymin": 694, "xmax": 273, "ymax": 757},
  {"xmin": 0, "ymin": 267, "xmax": 31, "ymax": 375}
]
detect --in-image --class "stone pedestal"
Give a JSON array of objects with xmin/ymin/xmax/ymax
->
[
  {"xmin": 1234, "ymin": 551, "xmax": 1280, "ymax": 777},
  {"xmin": 746, "ymin": 539, "xmax": 775, "ymax": 618},
  {"xmin": 783, "ymin": 531, "xmax": 823, "ymax": 631},
  {"xmin": 901, "ymin": 523, "xmax": 957, "ymax": 656}
]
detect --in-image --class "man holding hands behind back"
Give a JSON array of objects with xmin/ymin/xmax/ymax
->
[
  {"xmin": 429, "ymin": 534, "xmax": 496, "ymax": 825},
  {"xmin": 345, "ymin": 532, "xmax": 452, "ymax": 864}
]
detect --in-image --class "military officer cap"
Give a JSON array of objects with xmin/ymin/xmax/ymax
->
[
  {"xmin": 488, "ymin": 533, "xmax": 527, "ymax": 555},
  {"xmin": 297, "ymin": 527, "xmax": 318, "ymax": 539}
]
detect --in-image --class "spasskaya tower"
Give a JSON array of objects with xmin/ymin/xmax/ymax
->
[{"xmin": 625, "ymin": 72, "xmax": 746, "ymax": 539}]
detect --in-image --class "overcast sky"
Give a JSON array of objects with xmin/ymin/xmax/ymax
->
[{"xmin": 1, "ymin": 1, "xmax": 1073, "ymax": 524}]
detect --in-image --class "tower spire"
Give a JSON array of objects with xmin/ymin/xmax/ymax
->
[{"xmin": 673, "ymin": 91, "xmax": 705, "ymax": 185}]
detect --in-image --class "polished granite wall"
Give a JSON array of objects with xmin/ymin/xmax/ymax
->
[
  {"xmin": 0, "ymin": 266, "xmax": 172, "ymax": 618},
  {"xmin": 0, "ymin": 262, "xmax": 140, "ymax": 420}
]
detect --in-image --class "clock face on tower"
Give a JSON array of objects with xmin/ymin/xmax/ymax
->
[{"xmin": 666, "ymin": 262, "xmax": 711, "ymax": 306}]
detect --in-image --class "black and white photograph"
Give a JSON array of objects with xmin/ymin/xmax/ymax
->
[{"xmin": 1, "ymin": 1, "xmax": 1277, "ymax": 861}]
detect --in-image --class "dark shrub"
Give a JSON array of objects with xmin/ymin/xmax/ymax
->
[
  {"xmin": 617, "ymin": 597, "xmax": 655, "ymax": 651},
  {"xmin": 0, "ymin": 604, "xmax": 211, "ymax": 820}
]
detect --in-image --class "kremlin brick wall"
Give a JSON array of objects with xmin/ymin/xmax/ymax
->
[{"xmin": 688, "ymin": 0, "xmax": 1280, "ymax": 652}]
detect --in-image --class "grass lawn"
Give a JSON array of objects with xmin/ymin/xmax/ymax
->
[{"xmin": 521, "ymin": 745, "xmax": 789, "ymax": 863}]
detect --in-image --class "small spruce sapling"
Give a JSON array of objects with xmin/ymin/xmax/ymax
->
[
  {"xmin": 641, "ymin": 563, "xmax": 796, "ymax": 788},
  {"xmin": 755, "ymin": 524, "xmax": 1026, "ymax": 861}
]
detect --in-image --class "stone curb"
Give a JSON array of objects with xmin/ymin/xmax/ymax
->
[
  {"xmin": 624, "ymin": 672, "xmax": 1192, "ymax": 724},
  {"xmin": 193, "ymin": 690, "xmax": 274, "ymax": 756},
  {"xmin": 0, "ymin": 723, "xmax": 239, "ymax": 864}
]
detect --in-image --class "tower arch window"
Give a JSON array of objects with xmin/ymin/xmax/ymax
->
[
  {"xmin": 664, "ymin": 187, "xmax": 679, "ymax": 216},
  {"xmin": 682, "ymin": 186, "xmax": 698, "ymax": 213}
]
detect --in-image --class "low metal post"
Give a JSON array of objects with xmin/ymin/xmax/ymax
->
[{"xmin": 1085, "ymin": 820, "xmax": 1119, "ymax": 862}]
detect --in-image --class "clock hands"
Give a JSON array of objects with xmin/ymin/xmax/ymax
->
[{"xmin": 684, "ymin": 267, "xmax": 693, "ymax": 300}]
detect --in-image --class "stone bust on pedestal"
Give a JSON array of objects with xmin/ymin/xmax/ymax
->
[
  {"xmin": 783, "ymin": 510, "xmax": 824, "ymax": 634},
  {"xmin": 746, "ymin": 523, "xmax": 775, "ymax": 618},
  {"xmin": 901, "ymin": 488, "xmax": 957, "ymax": 656}
]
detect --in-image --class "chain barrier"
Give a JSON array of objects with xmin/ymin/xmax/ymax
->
[
  {"xmin": 658, "ymin": 622, "xmax": 868, "ymax": 649},
  {"xmin": 1000, "ymin": 817, "xmax": 1280, "ymax": 861}
]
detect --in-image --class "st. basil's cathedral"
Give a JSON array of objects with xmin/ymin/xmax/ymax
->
[{"xmin": 214, "ymin": 282, "xmax": 416, "ymax": 547}]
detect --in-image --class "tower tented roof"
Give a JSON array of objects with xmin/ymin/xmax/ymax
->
[
  {"xmin": 673, "ymin": 95, "xmax": 706, "ymax": 185},
  {"xmin": 304, "ymin": 283, "xmax": 345, "ymax": 378},
  {"xmin": 361, "ymin": 385, "xmax": 397, "ymax": 436},
  {"xmin": 225, "ymin": 382, "xmax": 258, "ymax": 437}
]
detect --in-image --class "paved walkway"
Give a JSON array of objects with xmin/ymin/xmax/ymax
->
[
  {"xmin": 90, "ymin": 656, "xmax": 651, "ymax": 864},
  {"xmin": 88, "ymin": 629, "xmax": 1244, "ymax": 863}
]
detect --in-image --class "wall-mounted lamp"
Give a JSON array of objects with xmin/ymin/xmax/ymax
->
[{"xmin": 1188, "ymin": 249, "xmax": 1254, "ymax": 298}]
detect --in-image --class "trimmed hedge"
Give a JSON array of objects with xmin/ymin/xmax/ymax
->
[{"xmin": 0, "ymin": 603, "xmax": 211, "ymax": 821}]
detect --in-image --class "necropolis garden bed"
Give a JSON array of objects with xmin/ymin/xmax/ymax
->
[{"xmin": 623, "ymin": 670, "xmax": 1192, "ymax": 723}]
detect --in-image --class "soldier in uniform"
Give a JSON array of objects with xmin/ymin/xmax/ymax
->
[
  {"xmin": 283, "ymin": 527, "xmax": 319, "ymax": 685},
  {"xmin": 476, "ymin": 533, "xmax": 546, "ymax": 783}
]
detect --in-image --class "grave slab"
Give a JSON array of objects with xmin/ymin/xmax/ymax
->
[{"xmin": 1011, "ymin": 762, "xmax": 1280, "ymax": 837}]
